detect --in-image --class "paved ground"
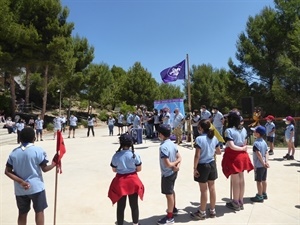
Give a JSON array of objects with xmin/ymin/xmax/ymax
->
[{"xmin": 1, "ymin": 125, "xmax": 299, "ymax": 225}]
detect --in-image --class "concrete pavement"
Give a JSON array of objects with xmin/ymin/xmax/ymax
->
[{"xmin": 1, "ymin": 125, "xmax": 299, "ymax": 225}]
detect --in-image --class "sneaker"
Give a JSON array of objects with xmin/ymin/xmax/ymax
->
[
  {"xmin": 40, "ymin": 139, "xmax": 43, "ymax": 141},
  {"xmin": 283, "ymin": 153, "xmax": 289, "ymax": 159},
  {"xmin": 157, "ymin": 216, "xmax": 174, "ymax": 225},
  {"xmin": 262, "ymin": 193, "xmax": 268, "ymax": 200},
  {"xmin": 165, "ymin": 208, "xmax": 178, "ymax": 216},
  {"xmin": 67, "ymin": 136, "xmax": 70, "ymax": 138},
  {"xmin": 239, "ymin": 203, "xmax": 244, "ymax": 210},
  {"xmin": 268, "ymin": 150, "xmax": 274, "ymax": 155},
  {"xmin": 226, "ymin": 201, "xmax": 240, "ymax": 211},
  {"xmin": 209, "ymin": 209, "xmax": 216, "ymax": 218},
  {"xmin": 288, "ymin": 155, "xmax": 294, "ymax": 160},
  {"xmin": 250, "ymin": 194, "xmax": 264, "ymax": 202},
  {"xmin": 190, "ymin": 210, "xmax": 206, "ymax": 220}
]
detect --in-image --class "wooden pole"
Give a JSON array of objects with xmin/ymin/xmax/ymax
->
[
  {"xmin": 53, "ymin": 130, "xmax": 59, "ymax": 225},
  {"xmin": 186, "ymin": 54, "xmax": 192, "ymax": 142},
  {"xmin": 53, "ymin": 167, "xmax": 58, "ymax": 225}
]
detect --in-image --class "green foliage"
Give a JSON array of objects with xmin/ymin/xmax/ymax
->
[
  {"xmin": 122, "ymin": 62, "xmax": 159, "ymax": 108},
  {"xmin": 98, "ymin": 109, "xmax": 109, "ymax": 121},
  {"xmin": 119, "ymin": 102, "xmax": 136, "ymax": 115},
  {"xmin": 78, "ymin": 119, "xmax": 88, "ymax": 128},
  {"xmin": 46, "ymin": 122, "xmax": 54, "ymax": 131},
  {"xmin": 0, "ymin": 92, "xmax": 12, "ymax": 115},
  {"xmin": 79, "ymin": 100, "xmax": 89, "ymax": 111}
]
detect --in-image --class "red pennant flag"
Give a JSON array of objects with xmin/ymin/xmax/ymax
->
[{"xmin": 56, "ymin": 131, "xmax": 66, "ymax": 173}]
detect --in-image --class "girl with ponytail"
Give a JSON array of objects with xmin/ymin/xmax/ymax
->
[
  {"xmin": 108, "ymin": 133, "xmax": 144, "ymax": 225},
  {"xmin": 190, "ymin": 119, "xmax": 221, "ymax": 220}
]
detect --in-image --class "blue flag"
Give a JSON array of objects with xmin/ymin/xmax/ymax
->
[{"xmin": 160, "ymin": 60, "xmax": 186, "ymax": 83}]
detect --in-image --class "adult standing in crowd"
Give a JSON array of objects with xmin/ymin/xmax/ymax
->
[
  {"xmin": 153, "ymin": 109, "xmax": 161, "ymax": 138},
  {"xmin": 200, "ymin": 105, "xmax": 211, "ymax": 120},
  {"xmin": 16, "ymin": 118, "xmax": 25, "ymax": 144},
  {"xmin": 28, "ymin": 117, "xmax": 35, "ymax": 129},
  {"xmin": 107, "ymin": 116, "xmax": 115, "ymax": 136},
  {"xmin": 162, "ymin": 108, "xmax": 171, "ymax": 125},
  {"xmin": 5, "ymin": 117, "xmax": 15, "ymax": 134},
  {"xmin": 212, "ymin": 106, "xmax": 224, "ymax": 149},
  {"xmin": 60, "ymin": 115, "xmax": 67, "ymax": 133},
  {"xmin": 173, "ymin": 108, "xmax": 184, "ymax": 145},
  {"xmin": 87, "ymin": 115, "xmax": 96, "ymax": 137},
  {"xmin": 68, "ymin": 114, "xmax": 78, "ymax": 138},
  {"xmin": 117, "ymin": 112, "xmax": 124, "ymax": 136},
  {"xmin": 53, "ymin": 116, "xmax": 62, "ymax": 140},
  {"xmin": 35, "ymin": 115, "xmax": 44, "ymax": 141},
  {"xmin": 192, "ymin": 109, "xmax": 200, "ymax": 141}
]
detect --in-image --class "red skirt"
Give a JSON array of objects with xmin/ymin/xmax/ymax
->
[
  {"xmin": 108, "ymin": 172, "xmax": 144, "ymax": 205},
  {"xmin": 221, "ymin": 147, "xmax": 254, "ymax": 178}
]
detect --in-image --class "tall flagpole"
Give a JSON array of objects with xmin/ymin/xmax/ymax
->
[
  {"xmin": 53, "ymin": 131, "xmax": 59, "ymax": 225},
  {"xmin": 186, "ymin": 54, "xmax": 192, "ymax": 142}
]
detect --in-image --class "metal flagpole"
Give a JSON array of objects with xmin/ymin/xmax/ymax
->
[
  {"xmin": 53, "ymin": 130, "xmax": 59, "ymax": 225},
  {"xmin": 186, "ymin": 54, "xmax": 192, "ymax": 143}
]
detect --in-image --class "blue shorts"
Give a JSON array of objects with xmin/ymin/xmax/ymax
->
[
  {"xmin": 36, "ymin": 129, "xmax": 43, "ymax": 134},
  {"xmin": 16, "ymin": 190, "xmax": 48, "ymax": 214}
]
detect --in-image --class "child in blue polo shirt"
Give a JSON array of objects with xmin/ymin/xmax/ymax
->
[
  {"xmin": 250, "ymin": 126, "xmax": 269, "ymax": 202},
  {"xmin": 283, "ymin": 116, "xmax": 296, "ymax": 160},
  {"xmin": 108, "ymin": 133, "xmax": 144, "ymax": 225},
  {"xmin": 5, "ymin": 127, "xmax": 57, "ymax": 225},
  {"xmin": 157, "ymin": 124, "xmax": 182, "ymax": 225}
]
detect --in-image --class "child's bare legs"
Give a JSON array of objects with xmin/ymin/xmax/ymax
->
[
  {"xmin": 256, "ymin": 181, "xmax": 263, "ymax": 195},
  {"xmin": 208, "ymin": 180, "xmax": 216, "ymax": 210},
  {"xmin": 199, "ymin": 183, "xmax": 208, "ymax": 211},
  {"xmin": 18, "ymin": 213, "xmax": 27, "ymax": 225},
  {"xmin": 35, "ymin": 211, "xmax": 44, "ymax": 225},
  {"xmin": 166, "ymin": 193, "xmax": 175, "ymax": 214},
  {"xmin": 262, "ymin": 180, "xmax": 267, "ymax": 194},
  {"xmin": 231, "ymin": 173, "xmax": 240, "ymax": 202},
  {"xmin": 269, "ymin": 141, "xmax": 274, "ymax": 151},
  {"xmin": 238, "ymin": 172, "xmax": 245, "ymax": 201}
]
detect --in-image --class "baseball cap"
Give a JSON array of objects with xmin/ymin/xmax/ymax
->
[
  {"xmin": 265, "ymin": 115, "xmax": 274, "ymax": 121},
  {"xmin": 283, "ymin": 116, "xmax": 293, "ymax": 122},
  {"xmin": 157, "ymin": 124, "xmax": 171, "ymax": 137},
  {"xmin": 251, "ymin": 125, "xmax": 266, "ymax": 136}
]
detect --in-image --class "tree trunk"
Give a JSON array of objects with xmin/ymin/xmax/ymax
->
[
  {"xmin": 9, "ymin": 73, "xmax": 16, "ymax": 117},
  {"xmin": 41, "ymin": 64, "xmax": 49, "ymax": 119},
  {"xmin": 25, "ymin": 64, "xmax": 31, "ymax": 104}
]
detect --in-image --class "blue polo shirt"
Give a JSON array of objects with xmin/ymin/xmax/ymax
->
[
  {"xmin": 35, "ymin": 119, "xmax": 44, "ymax": 130},
  {"xmin": 110, "ymin": 149, "xmax": 142, "ymax": 174},
  {"xmin": 225, "ymin": 127, "xmax": 247, "ymax": 147},
  {"xmin": 201, "ymin": 110, "xmax": 211, "ymax": 120},
  {"xmin": 285, "ymin": 124, "xmax": 294, "ymax": 140},
  {"xmin": 253, "ymin": 138, "xmax": 268, "ymax": 168},
  {"xmin": 6, "ymin": 144, "xmax": 48, "ymax": 196},
  {"xmin": 212, "ymin": 111, "xmax": 223, "ymax": 128},
  {"xmin": 159, "ymin": 139, "xmax": 178, "ymax": 177},
  {"xmin": 265, "ymin": 122, "xmax": 275, "ymax": 137},
  {"xmin": 195, "ymin": 134, "xmax": 219, "ymax": 164}
]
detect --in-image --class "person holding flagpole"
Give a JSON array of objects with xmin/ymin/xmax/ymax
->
[{"xmin": 4, "ymin": 127, "xmax": 58, "ymax": 225}]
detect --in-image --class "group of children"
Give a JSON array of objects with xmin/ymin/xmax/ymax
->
[{"xmin": 4, "ymin": 110, "xmax": 297, "ymax": 225}]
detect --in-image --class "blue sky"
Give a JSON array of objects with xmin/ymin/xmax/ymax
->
[{"xmin": 61, "ymin": 0, "xmax": 274, "ymax": 85}]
